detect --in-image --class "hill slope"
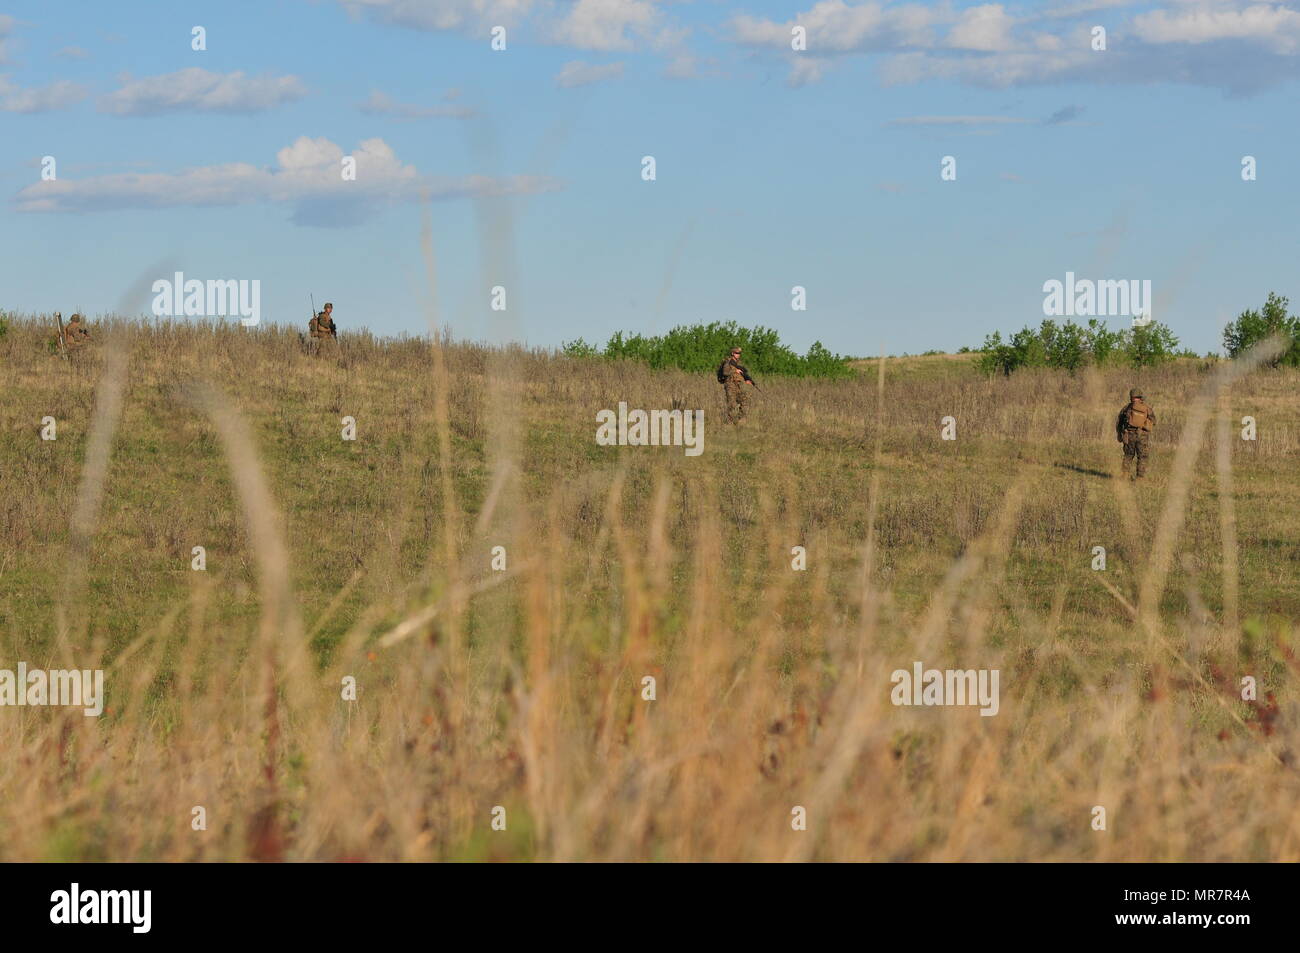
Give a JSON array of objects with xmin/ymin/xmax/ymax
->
[{"xmin": 2, "ymin": 317, "xmax": 1298, "ymax": 861}]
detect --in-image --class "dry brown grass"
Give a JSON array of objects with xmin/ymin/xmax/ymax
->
[{"xmin": 0, "ymin": 317, "xmax": 1297, "ymax": 861}]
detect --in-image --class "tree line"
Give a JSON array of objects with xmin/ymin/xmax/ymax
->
[
  {"xmin": 562, "ymin": 320, "xmax": 854, "ymax": 379},
  {"xmin": 975, "ymin": 292, "xmax": 1300, "ymax": 376}
]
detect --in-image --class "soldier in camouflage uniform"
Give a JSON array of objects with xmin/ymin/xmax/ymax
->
[
  {"xmin": 717, "ymin": 346, "xmax": 756, "ymax": 424},
  {"xmin": 63, "ymin": 313, "xmax": 91, "ymax": 352},
  {"xmin": 309, "ymin": 302, "xmax": 337, "ymax": 339},
  {"xmin": 1116, "ymin": 387, "xmax": 1156, "ymax": 479}
]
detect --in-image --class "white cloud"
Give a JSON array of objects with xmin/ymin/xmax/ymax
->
[
  {"xmin": 340, "ymin": 0, "xmax": 687, "ymax": 54},
  {"xmin": 13, "ymin": 136, "xmax": 562, "ymax": 226},
  {"xmin": 725, "ymin": 1, "xmax": 1300, "ymax": 91},
  {"xmin": 548, "ymin": 0, "xmax": 659, "ymax": 51},
  {"xmin": 55, "ymin": 45, "xmax": 89, "ymax": 60},
  {"xmin": 946, "ymin": 4, "xmax": 1016, "ymax": 52},
  {"xmin": 555, "ymin": 60, "xmax": 625, "ymax": 87},
  {"xmin": 1037, "ymin": 0, "xmax": 1132, "ymax": 18},
  {"xmin": 334, "ymin": 0, "xmax": 1300, "ymax": 94},
  {"xmin": 728, "ymin": 0, "xmax": 1111, "ymax": 88},
  {"xmin": 787, "ymin": 55, "xmax": 829, "ymax": 87},
  {"xmin": 100, "ymin": 68, "xmax": 307, "ymax": 116},
  {"xmin": 339, "ymin": 0, "xmax": 537, "ymax": 32},
  {"xmin": 729, "ymin": 12, "xmax": 790, "ymax": 47},
  {"xmin": 0, "ymin": 75, "xmax": 87, "ymax": 113},
  {"xmin": 732, "ymin": 1, "xmax": 940, "ymax": 53},
  {"xmin": 359, "ymin": 89, "xmax": 474, "ymax": 117},
  {"xmin": 1134, "ymin": 3, "xmax": 1300, "ymax": 53}
]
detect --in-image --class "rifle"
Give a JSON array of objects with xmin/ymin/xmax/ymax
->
[
  {"xmin": 310, "ymin": 294, "xmax": 316, "ymax": 328},
  {"xmin": 720, "ymin": 356, "xmax": 761, "ymax": 391},
  {"xmin": 54, "ymin": 311, "xmax": 68, "ymax": 360}
]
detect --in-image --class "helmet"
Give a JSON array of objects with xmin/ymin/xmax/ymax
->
[{"xmin": 1129, "ymin": 388, "xmax": 1143, "ymax": 400}]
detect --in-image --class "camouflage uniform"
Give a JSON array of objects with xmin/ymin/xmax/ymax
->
[
  {"xmin": 1116, "ymin": 388, "xmax": 1155, "ymax": 479},
  {"xmin": 309, "ymin": 303, "xmax": 337, "ymax": 339},
  {"xmin": 63, "ymin": 314, "xmax": 90, "ymax": 352},
  {"xmin": 717, "ymin": 351, "xmax": 754, "ymax": 424}
]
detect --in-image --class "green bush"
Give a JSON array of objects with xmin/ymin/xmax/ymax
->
[
  {"xmin": 1040, "ymin": 319, "xmax": 1086, "ymax": 371},
  {"xmin": 569, "ymin": 321, "xmax": 853, "ymax": 379},
  {"xmin": 978, "ymin": 318, "xmax": 1179, "ymax": 375},
  {"xmin": 1124, "ymin": 321, "xmax": 1180, "ymax": 368},
  {"xmin": 1222, "ymin": 292, "xmax": 1300, "ymax": 367},
  {"xmin": 977, "ymin": 327, "xmax": 1047, "ymax": 376},
  {"xmin": 560, "ymin": 337, "xmax": 599, "ymax": 358}
]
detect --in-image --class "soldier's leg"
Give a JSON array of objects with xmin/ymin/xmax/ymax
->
[
  {"xmin": 723, "ymin": 383, "xmax": 737, "ymax": 423},
  {"xmin": 1135, "ymin": 434, "xmax": 1149, "ymax": 478},
  {"xmin": 736, "ymin": 384, "xmax": 750, "ymax": 422},
  {"xmin": 1122, "ymin": 434, "xmax": 1135, "ymax": 477}
]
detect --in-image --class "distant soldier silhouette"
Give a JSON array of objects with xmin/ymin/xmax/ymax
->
[
  {"xmin": 1116, "ymin": 387, "xmax": 1156, "ymax": 479},
  {"xmin": 717, "ymin": 346, "xmax": 757, "ymax": 424},
  {"xmin": 309, "ymin": 302, "xmax": 337, "ymax": 339}
]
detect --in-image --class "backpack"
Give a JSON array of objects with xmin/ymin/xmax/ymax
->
[{"xmin": 1127, "ymin": 400, "xmax": 1152, "ymax": 432}]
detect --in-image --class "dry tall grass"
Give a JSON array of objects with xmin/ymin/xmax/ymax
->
[{"xmin": 1, "ymin": 315, "xmax": 1297, "ymax": 861}]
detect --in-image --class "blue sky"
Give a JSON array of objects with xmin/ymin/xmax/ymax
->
[{"xmin": 4, "ymin": 0, "xmax": 1300, "ymax": 356}]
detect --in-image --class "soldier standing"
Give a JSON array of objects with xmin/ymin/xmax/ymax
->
[
  {"xmin": 309, "ymin": 302, "xmax": 337, "ymax": 339},
  {"xmin": 1116, "ymin": 387, "xmax": 1156, "ymax": 479},
  {"xmin": 63, "ymin": 313, "xmax": 91, "ymax": 352},
  {"xmin": 717, "ymin": 345, "xmax": 757, "ymax": 424}
]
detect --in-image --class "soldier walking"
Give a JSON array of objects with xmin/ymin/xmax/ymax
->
[
  {"xmin": 1116, "ymin": 387, "xmax": 1156, "ymax": 479},
  {"xmin": 309, "ymin": 302, "xmax": 337, "ymax": 339},
  {"xmin": 717, "ymin": 345, "xmax": 757, "ymax": 424}
]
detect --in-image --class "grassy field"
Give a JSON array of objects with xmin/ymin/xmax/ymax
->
[{"xmin": 2, "ymin": 315, "xmax": 1298, "ymax": 861}]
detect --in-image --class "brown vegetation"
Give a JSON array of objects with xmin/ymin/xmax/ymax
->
[{"xmin": 1, "ymin": 318, "xmax": 1297, "ymax": 861}]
